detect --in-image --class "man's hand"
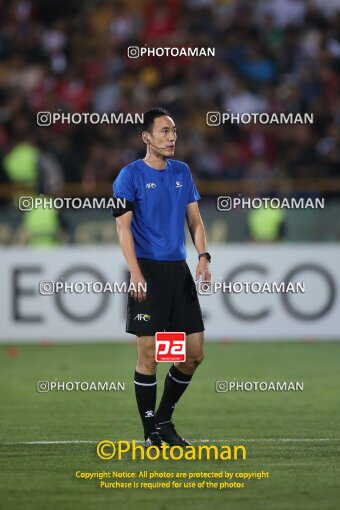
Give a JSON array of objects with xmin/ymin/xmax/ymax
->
[
  {"xmin": 196, "ymin": 257, "xmax": 211, "ymax": 283},
  {"xmin": 130, "ymin": 271, "xmax": 147, "ymax": 302}
]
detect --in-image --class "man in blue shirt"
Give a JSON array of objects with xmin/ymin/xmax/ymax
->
[{"xmin": 112, "ymin": 107, "xmax": 211, "ymax": 447}]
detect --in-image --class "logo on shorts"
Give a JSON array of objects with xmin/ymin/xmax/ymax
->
[
  {"xmin": 146, "ymin": 183, "xmax": 156, "ymax": 189},
  {"xmin": 134, "ymin": 314, "xmax": 151, "ymax": 321},
  {"xmin": 155, "ymin": 332, "xmax": 186, "ymax": 362},
  {"xmin": 175, "ymin": 181, "xmax": 182, "ymax": 188}
]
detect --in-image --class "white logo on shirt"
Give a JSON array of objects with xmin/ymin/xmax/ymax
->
[
  {"xmin": 146, "ymin": 183, "xmax": 156, "ymax": 189},
  {"xmin": 176, "ymin": 181, "xmax": 182, "ymax": 188},
  {"xmin": 134, "ymin": 314, "xmax": 151, "ymax": 321}
]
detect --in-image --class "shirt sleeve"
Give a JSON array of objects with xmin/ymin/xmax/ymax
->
[
  {"xmin": 112, "ymin": 166, "xmax": 136, "ymax": 202},
  {"xmin": 186, "ymin": 165, "xmax": 201, "ymax": 204}
]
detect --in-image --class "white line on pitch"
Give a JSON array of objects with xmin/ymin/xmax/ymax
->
[{"xmin": 1, "ymin": 438, "xmax": 340, "ymax": 446}]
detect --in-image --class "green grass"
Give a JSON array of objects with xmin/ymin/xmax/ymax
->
[{"xmin": 1, "ymin": 342, "xmax": 340, "ymax": 510}]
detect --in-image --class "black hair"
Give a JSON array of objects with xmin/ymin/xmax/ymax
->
[{"xmin": 138, "ymin": 107, "xmax": 173, "ymax": 135}]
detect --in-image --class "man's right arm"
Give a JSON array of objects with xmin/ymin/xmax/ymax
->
[{"xmin": 116, "ymin": 211, "xmax": 146, "ymax": 302}]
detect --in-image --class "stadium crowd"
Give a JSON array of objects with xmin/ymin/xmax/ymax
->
[{"xmin": 0, "ymin": 0, "xmax": 339, "ymax": 199}]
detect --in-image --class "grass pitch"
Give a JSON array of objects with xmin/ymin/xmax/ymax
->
[{"xmin": 1, "ymin": 341, "xmax": 339, "ymax": 510}]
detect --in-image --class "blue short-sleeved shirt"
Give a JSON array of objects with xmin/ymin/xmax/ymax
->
[{"xmin": 113, "ymin": 159, "xmax": 200, "ymax": 261}]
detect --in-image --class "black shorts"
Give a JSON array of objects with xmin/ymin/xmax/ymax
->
[{"xmin": 126, "ymin": 259, "xmax": 205, "ymax": 336}]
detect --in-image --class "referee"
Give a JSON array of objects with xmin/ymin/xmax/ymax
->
[{"xmin": 112, "ymin": 107, "xmax": 211, "ymax": 447}]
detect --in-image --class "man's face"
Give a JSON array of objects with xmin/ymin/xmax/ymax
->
[{"xmin": 145, "ymin": 115, "xmax": 177, "ymax": 157}]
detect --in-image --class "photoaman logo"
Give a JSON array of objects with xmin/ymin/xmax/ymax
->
[
  {"xmin": 155, "ymin": 332, "xmax": 186, "ymax": 362},
  {"xmin": 96, "ymin": 440, "xmax": 246, "ymax": 461}
]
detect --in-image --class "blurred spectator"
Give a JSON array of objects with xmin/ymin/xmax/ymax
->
[
  {"xmin": 22, "ymin": 194, "xmax": 67, "ymax": 247},
  {"xmin": 0, "ymin": 0, "xmax": 339, "ymax": 207},
  {"xmin": 247, "ymin": 204, "xmax": 286, "ymax": 242},
  {"xmin": 260, "ymin": 0, "xmax": 306, "ymax": 28}
]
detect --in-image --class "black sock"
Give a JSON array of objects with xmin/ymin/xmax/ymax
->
[
  {"xmin": 155, "ymin": 365, "xmax": 192, "ymax": 424},
  {"xmin": 134, "ymin": 371, "xmax": 157, "ymax": 439}
]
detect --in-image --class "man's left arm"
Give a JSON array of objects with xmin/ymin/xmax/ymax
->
[{"xmin": 186, "ymin": 202, "xmax": 211, "ymax": 282}]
